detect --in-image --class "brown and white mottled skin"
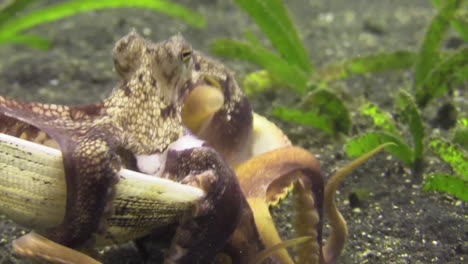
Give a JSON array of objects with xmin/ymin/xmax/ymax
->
[
  {"xmin": 0, "ymin": 31, "xmax": 355, "ymax": 264},
  {"xmin": 185, "ymin": 51, "xmax": 253, "ymax": 166},
  {"xmin": 1, "ymin": 31, "xmax": 192, "ymax": 245},
  {"xmin": 0, "ymin": 31, "xmax": 244, "ymax": 263}
]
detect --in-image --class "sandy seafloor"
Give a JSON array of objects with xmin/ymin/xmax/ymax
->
[{"xmin": 0, "ymin": 0, "xmax": 466, "ymax": 263}]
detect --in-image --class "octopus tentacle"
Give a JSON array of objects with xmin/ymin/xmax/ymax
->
[
  {"xmin": 234, "ymin": 146, "xmax": 324, "ymax": 264},
  {"xmin": 249, "ymin": 236, "xmax": 314, "ymax": 264},
  {"xmin": 0, "ymin": 96, "xmax": 105, "ymax": 152},
  {"xmin": 233, "ymin": 143, "xmax": 391, "ymax": 264},
  {"xmin": 162, "ymin": 146, "xmax": 243, "ymax": 263},
  {"xmin": 46, "ymin": 136, "xmax": 120, "ymax": 246},
  {"xmin": 13, "ymin": 232, "xmax": 100, "ymax": 264},
  {"xmin": 10, "ymin": 136, "xmax": 120, "ymax": 264},
  {"xmin": 293, "ymin": 179, "xmax": 323, "ymax": 264},
  {"xmin": 323, "ymin": 143, "xmax": 392, "ymax": 264},
  {"xmin": 0, "ymin": 96, "xmax": 103, "ymax": 131}
]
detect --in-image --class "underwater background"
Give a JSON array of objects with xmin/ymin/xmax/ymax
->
[{"xmin": 0, "ymin": 0, "xmax": 466, "ymax": 263}]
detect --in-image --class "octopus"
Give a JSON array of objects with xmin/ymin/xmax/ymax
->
[{"xmin": 0, "ymin": 31, "xmax": 385, "ymax": 263}]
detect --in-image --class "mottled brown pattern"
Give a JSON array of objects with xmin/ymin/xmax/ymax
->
[
  {"xmin": 186, "ymin": 51, "xmax": 253, "ymax": 165},
  {"xmin": 160, "ymin": 104, "xmax": 177, "ymax": 119},
  {"xmin": 0, "ymin": 31, "xmax": 194, "ymax": 248},
  {"xmin": 161, "ymin": 146, "xmax": 243, "ymax": 263},
  {"xmin": 0, "ymin": 27, "xmax": 354, "ymax": 264},
  {"xmin": 0, "ymin": 31, "xmax": 298, "ymax": 264}
]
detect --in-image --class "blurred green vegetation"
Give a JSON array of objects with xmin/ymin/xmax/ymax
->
[
  {"xmin": 0, "ymin": 0, "xmax": 205, "ymax": 49},
  {"xmin": 211, "ymin": 0, "xmax": 467, "ymax": 200},
  {"xmin": 423, "ymin": 138, "xmax": 468, "ymax": 200}
]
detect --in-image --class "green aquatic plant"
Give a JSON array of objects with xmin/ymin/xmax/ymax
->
[
  {"xmin": 453, "ymin": 117, "xmax": 468, "ymax": 149},
  {"xmin": 0, "ymin": 0, "xmax": 205, "ymax": 49},
  {"xmin": 210, "ymin": 0, "xmax": 467, "ymax": 202},
  {"xmin": 415, "ymin": 46, "xmax": 468, "ymax": 107},
  {"xmin": 423, "ymin": 174, "xmax": 467, "ymax": 201},
  {"xmin": 430, "ymin": 0, "xmax": 468, "ymax": 41},
  {"xmin": 211, "ymin": 38, "xmax": 308, "ymax": 95},
  {"xmin": 211, "ymin": 0, "xmax": 466, "ymax": 138},
  {"xmin": 345, "ymin": 0, "xmax": 467, "ymax": 199},
  {"xmin": 345, "ymin": 91, "xmax": 422, "ymax": 169},
  {"xmin": 423, "ymin": 138, "xmax": 468, "ymax": 201},
  {"xmin": 210, "ymin": 0, "xmax": 351, "ymax": 136},
  {"xmin": 212, "ymin": 0, "xmax": 467, "ymax": 199},
  {"xmin": 271, "ymin": 89, "xmax": 351, "ymax": 136},
  {"xmin": 313, "ymin": 51, "xmax": 416, "ymax": 83},
  {"xmin": 414, "ymin": 0, "xmax": 468, "ymax": 107},
  {"xmin": 315, "ymin": 0, "xmax": 467, "ymax": 107},
  {"xmin": 430, "ymin": 138, "xmax": 468, "ymax": 177},
  {"xmin": 227, "ymin": 0, "xmax": 312, "ymax": 74},
  {"xmin": 345, "ymin": 93, "xmax": 468, "ymax": 201}
]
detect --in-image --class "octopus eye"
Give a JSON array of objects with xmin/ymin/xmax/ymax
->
[{"xmin": 181, "ymin": 48, "xmax": 192, "ymax": 62}]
